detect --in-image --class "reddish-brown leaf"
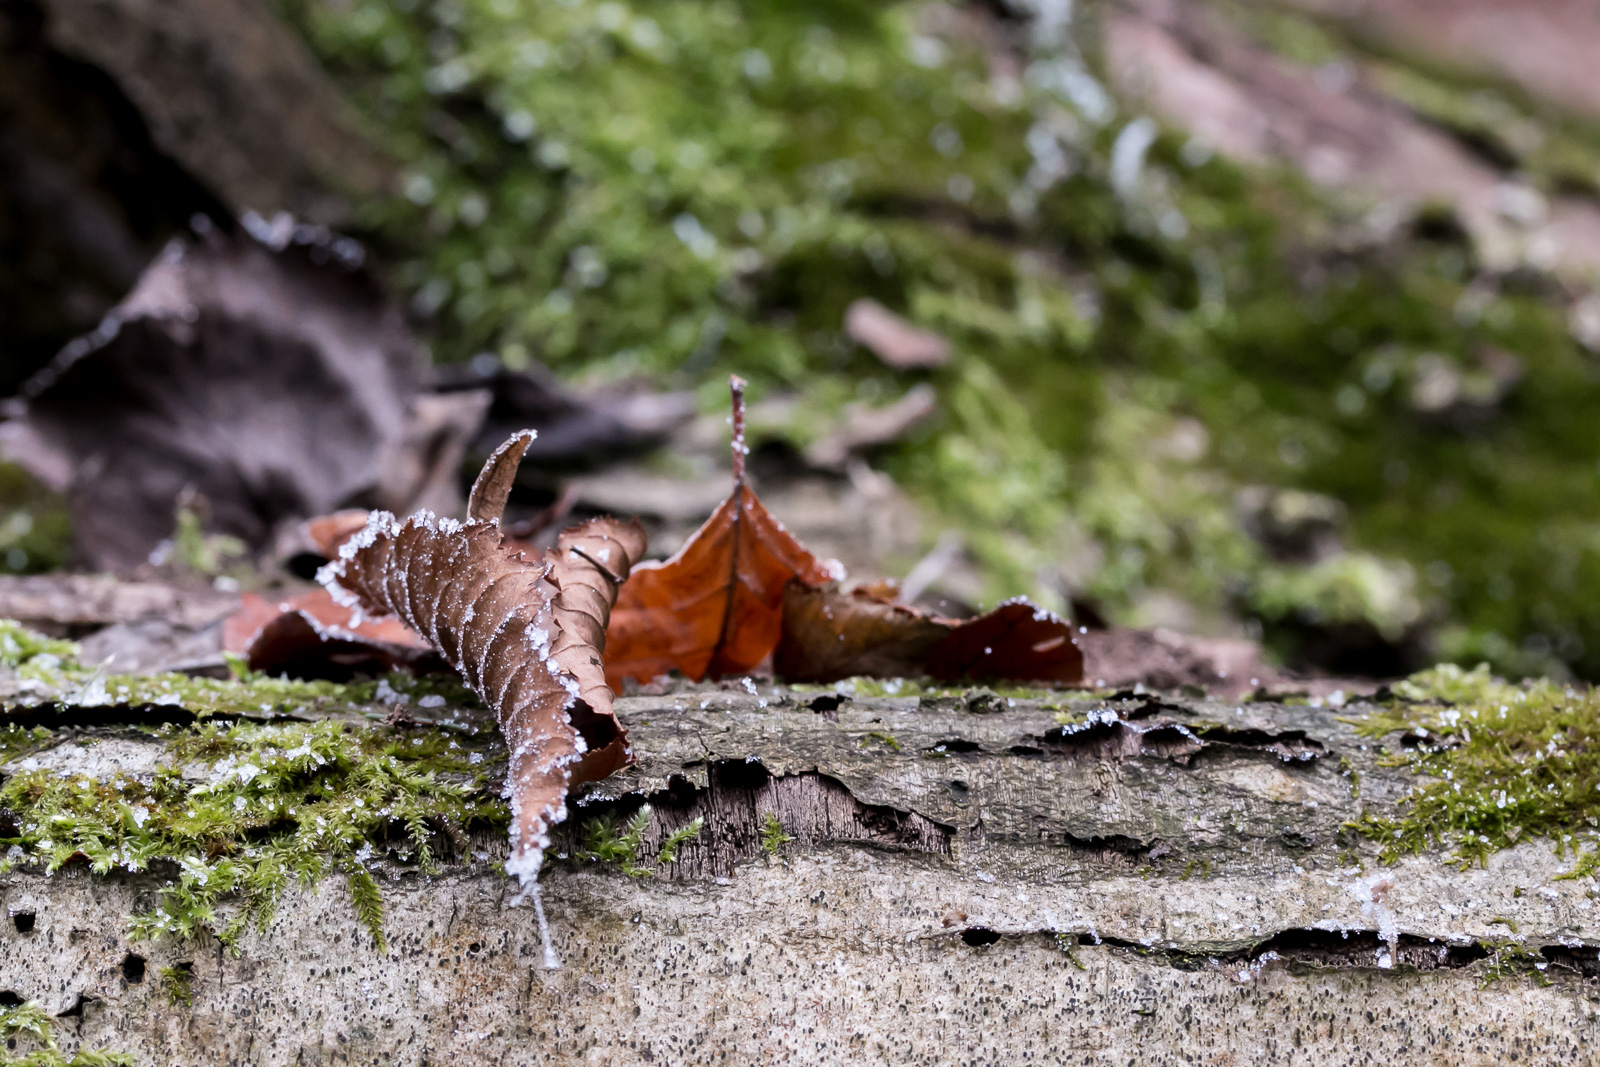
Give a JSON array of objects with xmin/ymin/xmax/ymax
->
[
  {"xmin": 319, "ymin": 429, "xmax": 646, "ymax": 884},
  {"xmin": 223, "ymin": 587, "xmax": 434, "ymax": 676},
  {"xmin": 604, "ymin": 376, "xmax": 841, "ymax": 686},
  {"xmin": 774, "ymin": 583, "xmax": 1084, "ymax": 685},
  {"xmin": 302, "ymin": 510, "xmax": 373, "ymax": 559}
]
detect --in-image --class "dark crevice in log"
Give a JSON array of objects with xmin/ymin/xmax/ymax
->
[
  {"xmin": 962, "ymin": 926, "xmax": 1562, "ymax": 977},
  {"xmin": 1244, "ymin": 928, "xmax": 1487, "ymax": 971},
  {"xmin": 1036, "ymin": 718, "xmax": 1326, "ymax": 765},
  {"xmin": 1194, "ymin": 726, "xmax": 1325, "ymax": 762},
  {"xmin": 0, "ymin": 702, "xmax": 306, "ymax": 730},
  {"xmin": 570, "ymin": 761, "xmax": 954, "ymax": 878}
]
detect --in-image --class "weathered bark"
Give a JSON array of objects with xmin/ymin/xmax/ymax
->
[
  {"xmin": 3, "ymin": 688, "xmax": 1598, "ymax": 1063},
  {"xmin": 33, "ymin": 0, "xmax": 390, "ymax": 225}
]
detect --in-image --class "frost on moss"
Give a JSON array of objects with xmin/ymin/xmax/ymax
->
[
  {"xmin": 0, "ymin": 621, "xmax": 505, "ymax": 949},
  {"xmin": 1, "ymin": 718, "xmax": 504, "ymax": 947},
  {"xmin": 270, "ymin": 0, "xmax": 1600, "ymax": 679},
  {"xmin": 1350, "ymin": 664, "xmax": 1600, "ymax": 872}
]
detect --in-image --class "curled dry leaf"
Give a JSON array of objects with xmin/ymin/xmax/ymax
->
[
  {"xmin": 604, "ymin": 376, "xmax": 843, "ymax": 687},
  {"xmin": 319, "ymin": 429, "xmax": 646, "ymax": 885},
  {"xmin": 223, "ymin": 587, "xmax": 434, "ymax": 677},
  {"xmin": 774, "ymin": 582, "xmax": 1084, "ymax": 685}
]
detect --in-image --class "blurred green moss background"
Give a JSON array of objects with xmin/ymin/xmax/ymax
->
[{"xmin": 241, "ymin": 0, "xmax": 1600, "ymax": 679}]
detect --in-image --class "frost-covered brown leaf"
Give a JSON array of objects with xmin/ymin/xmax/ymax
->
[{"xmin": 318, "ymin": 429, "xmax": 646, "ymax": 885}]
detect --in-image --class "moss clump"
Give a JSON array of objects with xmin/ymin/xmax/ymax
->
[
  {"xmin": 759, "ymin": 811, "xmax": 792, "ymax": 855},
  {"xmin": 0, "ymin": 1002, "xmax": 133, "ymax": 1066},
  {"xmin": 157, "ymin": 964, "xmax": 194, "ymax": 1008},
  {"xmin": 1478, "ymin": 938, "xmax": 1554, "ymax": 989},
  {"xmin": 655, "ymin": 815, "xmax": 703, "ymax": 864},
  {"xmin": 574, "ymin": 805, "xmax": 654, "ymax": 876},
  {"xmin": 1349, "ymin": 664, "xmax": 1600, "ymax": 870},
  {"xmin": 0, "ymin": 717, "xmax": 503, "ymax": 949}
]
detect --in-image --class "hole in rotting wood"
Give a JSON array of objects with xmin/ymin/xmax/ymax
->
[
  {"xmin": 924, "ymin": 738, "xmax": 982, "ymax": 756},
  {"xmin": 1245, "ymin": 929, "xmax": 1488, "ymax": 971},
  {"xmin": 1039, "ymin": 720, "xmax": 1203, "ymax": 764},
  {"xmin": 1543, "ymin": 944, "xmax": 1600, "ymax": 979},
  {"xmin": 960, "ymin": 928, "xmax": 1002, "ymax": 947},
  {"xmin": 0, "ymin": 991, "xmax": 21, "ymax": 1007},
  {"xmin": 567, "ymin": 761, "xmax": 954, "ymax": 878},
  {"xmin": 1055, "ymin": 832, "xmax": 1155, "ymax": 866},
  {"xmin": 1119, "ymin": 696, "xmax": 1193, "ymax": 720},
  {"xmin": 806, "ymin": 693, "xmax": 850, "ymax": 715},
  {"xmin": 56, "ymin": 993, "xmax": 91, "ymax": 1018},
  {"xmin": 10, "ymin": 910, "xmax": 35, "ymax": 934},
  {"xmin": 1037, "ymin": 718, "xmax": 1326, "ymax": 766},
  {"xmin": 121, "ymin": 953, "xmax": 146, "ymax": 984},
  {"xmin": 1195, "ymin": 727, "xmax": 1325, "ymax": 763}
]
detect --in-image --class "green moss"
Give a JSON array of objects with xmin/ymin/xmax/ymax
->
[
  {"xmin": 157, "ymin": 964, "xmax": 194, "ymax": 1008},
  {"xmin": 1478, "ymin": 939, "xmax": 1553, "ymax": 988},
  {"xmin": 574, "ymin": 805, "xmax": 655, "ymax": 876},
  {"xmin": 857, "ymin": 729, "xmax": 900, "ymax": 751},
  {"xmin": 1348, "ymin": 666, "xmax": 1600, "ymax": 870},
  {"xmin": 0, "ymin": 464, "xmax": 70, "ymax": 577},
  {"xmin": 759, "ymin": 811, "xmax": 792, "ymax": 855},
  {"xmin": 0, "ymin": 621, "xmax": 77, "ymax": 669},
  {"xmin": 655, "ymin": 815, "xmax": 702, "ymax": 864},
  {"xmin": 0, "ymin": 1002, "xmax": 133, "ymax": 1066},
  {"xmin": 1053, "ymin": 932, "xmax": 1087, "ymax": 970},
  {"xmin": 267, "ymin": 0, "xmax": 1600, "ymax": 679},
  {"xmin": 0, "ymin": 715, "xmax": 503, "ymax": 947},
  {"xmin": 0, "ymin": 623, "xmax": 467, "ymax": 719}
]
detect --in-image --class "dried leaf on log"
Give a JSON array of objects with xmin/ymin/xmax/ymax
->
[
  {"xmin": 223, "ymin": 588, "xmax": 434, "ymax": 677},
  {"xmin": 774, "ymin": 582, "xmax": 1084, "ymax": 685},
  {"xmin": 604, "ymin": 376, "xmax": 843, "ymax": 687},
  {"xmin": 319, "ymin": 429, "xmax": 647, "ymax": 882}
]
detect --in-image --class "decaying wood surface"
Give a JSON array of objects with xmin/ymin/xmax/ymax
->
[{"xmin": 3, "ymin": 687, "xmax": 1599, "ymax": 1064}]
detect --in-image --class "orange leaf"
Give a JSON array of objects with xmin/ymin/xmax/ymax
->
[
  {"xmin": 774, "ymin": 583, "xmax": 1084, "ymax": 685},
  {"xmin": 604, "ymin": 376, "xmax": 841, "ymax": 686},
  {"xmin": 302, "ymin": 510, "xmax": 373, "ymax": 559},
  {"xmin": 320, "ymin": 429, "xmax": 647, "ymax": 884},
  {"xmin": 222, "ymin": 587, "xmax": 434, "ymax": 676}
]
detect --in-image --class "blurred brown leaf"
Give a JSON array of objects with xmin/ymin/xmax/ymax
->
[
  {"xmin": 319, "ymin": 429, "xmax": 647, "ymax": 883},
  {"xmin": 604, "ymin": 376, "xmax": 842, "ymax": 687},
  {"xmin": 0, "ymin": 225, "xmax": 483, "ymax": 571},
  {"xmin": 774, "ymin": 583, "xmax": 1083, "ymax": 685},
  {"xmin": 844, "ymin": 299, "xmax": 950, "ymax": 369}
]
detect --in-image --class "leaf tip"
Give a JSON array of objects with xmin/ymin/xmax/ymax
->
[{"xmin": 468, "ymin": 428, "xmax": 540, "ymax": 522}]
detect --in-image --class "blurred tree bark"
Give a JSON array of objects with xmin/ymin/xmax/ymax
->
[{"xmin": 0, "ymin": 0, "xmax": 389, "ymax": 389}]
